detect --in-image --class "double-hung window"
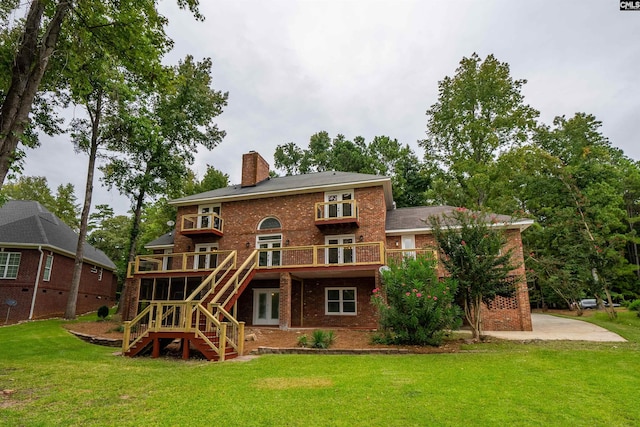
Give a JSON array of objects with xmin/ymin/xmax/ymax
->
[
  {"xmin": 0, "ymin": 252, "xmax": 21, "ymax": 279},
  {"xmin": 43, "ymin": 255, "xmax": 54, "ymax": 281}
]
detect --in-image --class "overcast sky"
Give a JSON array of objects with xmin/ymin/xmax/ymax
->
[{"xmin": 21, "ymin": 0, "xmax": 640, "ymax": 216}]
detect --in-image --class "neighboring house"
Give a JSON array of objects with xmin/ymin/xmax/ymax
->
[
  {"xmin": 122, "ymin": 151, "xmax": 532, "ymax": 360},
  {"xmin": 0, "ymin": 201, "xmax": 118, "ymax": 323}
]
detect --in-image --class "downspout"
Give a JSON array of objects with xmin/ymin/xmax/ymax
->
[{"xmin": 29, "ymin": 246, "xmax": 45, "ymax": 320}]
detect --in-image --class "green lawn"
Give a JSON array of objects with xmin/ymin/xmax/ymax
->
[{"xmin": 1, "ymin": 314, "xmax": 639, "ymax": 426}]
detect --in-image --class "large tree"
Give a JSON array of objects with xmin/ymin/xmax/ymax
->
[
  {"xmin": 60, "ymin": 0, "xmax": 182, "ymax": 319},
  {"xmin": 421, "ymin": 53, "xmax": 539, "ymax": 209},
  {"xmin": 0, "ymin": 0, "xmax": 203, "ymax": 191},
  {"xmin": 101, "ymin": 55, "xmax": 227, "ymax": 316}
]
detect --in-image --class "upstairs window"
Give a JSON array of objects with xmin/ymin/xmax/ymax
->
[
  {"xmin": 43, "ymin": 255, "xmax": 54, "ymax": 281},
  {"xmin": 0, "ymin": 252, "xmax": 21, "ymax": 279},
  {"xmin": 258, "ymin": 217, "xmax": 281, "ymax": 230}
]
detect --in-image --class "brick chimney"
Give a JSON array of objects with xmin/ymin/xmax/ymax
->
[{"xmin": 241, "ymin": 151, "xmax": 270, "ymax": 187}]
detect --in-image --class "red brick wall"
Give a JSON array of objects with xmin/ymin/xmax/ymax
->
[
  {"xmin": 293, "ymin": 277, "xmax": 377, "ymax": 328},
  {"xmin": 0, "ymin": 248, "xmax": 117, "ymax": 323},
  {"xmin": 385, "ymin": 228, "xmax": 532, "ymax": 332},
  {"xmin": 481, "ymin": 229, "xmax": 532, "ymax": 331},
  {"xmin": 241, "ymin": 152, "xmax": 270, "ymax": 187},
  {"xmin": 175, "ymin": 185, "xmax": 387, "ymax": 262},
  {"xmin": 236, "ymin": 276, "xmax": 377, "ymax": 329}
]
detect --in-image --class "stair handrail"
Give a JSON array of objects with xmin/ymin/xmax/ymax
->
[
  {"xmin": 122, "ymin": 303, "xmax": 154, "ymax": 354},
  {"xmin": 185, "ymin": 251, "xmax": 237, "ymax": 302},
  {"xmin": 208, "ymin": 303, "xmax": 245, "ymax": 356},
  {"xmin": 210, "ymin": 250, "xmax": 258, "ymax": 308},
  {"xmin": 192, "ymin": 302, "xmax": 227, "ymax": 360}
]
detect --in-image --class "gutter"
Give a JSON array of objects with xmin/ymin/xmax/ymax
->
[{"xmin": 29, "ymin": 246, "xmax": 44, "ymax": 320}]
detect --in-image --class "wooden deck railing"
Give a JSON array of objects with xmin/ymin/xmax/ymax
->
[
  {"xmin": 385, "ymin": 248, "xmax": 438, "ymax": 265},
  {"xmin": 181, "ymin": 212, "xmax": 224, "ymax": 234},
  {"xmin": 127, "ymin": 250, "xmax": 235, "ymax": 277},
  {"xmin": 314, "ymin": 200, "xmax": 358, "ymax": 222},
  {"xmin": 255, "ymin": 242, "xmax": 384, "ymax": 269},
  {"xmin": 122, "ymin": 300, "xmax": 245, "ymax": 360}
]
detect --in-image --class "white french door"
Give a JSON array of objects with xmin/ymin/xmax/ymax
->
[
  {"xmin": 194, "ymin": 243, "xmax": 218, "ymax": 270},
  {"xmin": 253, "ymin": 288, "xmax": 280, "ymax": 325},
  {"xmin": 402, "ymin": 235, "xmax": 416, "ymax": 259},
  {"xmin": 325, "ymin": 190, "xmax": 354, "ymax": 218},
  {"xmin": 326, "ymin": 235, "xmax": 355, "ymax": 264},
  {"xmin": 257, "ymin": 235, "xmax": 282, "ymax": 267},
  {"xmin": 197, "ymin": 204, "xmax": 221, "ymax": 229}
]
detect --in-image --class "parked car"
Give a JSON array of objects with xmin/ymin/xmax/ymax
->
[
  {"xmin": 579, "ymin": 299, "xmax": 597, "ymax": 309},
  {"xmin": 579, "ymin": 298, "xmax": 620, "ymax": 309}
]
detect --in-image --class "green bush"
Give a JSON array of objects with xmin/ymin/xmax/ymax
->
[
  {"xmin": 297, "ymin": 331, "xmax": 335, "ymax": 349},
  {"xmin": 628, "ymin": 300, "xmax": 640, "ymax": 312},
  {"xmin": 372, "ymin": 255, "xmax": 461, "ymax": 346},
  {"xmin": 97, "ymin": 305, "xmax": 110, "ymax": 320},
  {"xmin": 297, "ymin": 334, "xmax": 308, "ymax": 347}
]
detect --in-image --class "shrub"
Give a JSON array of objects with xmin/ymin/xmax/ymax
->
[
  {"xmin": 372, "ymin": 255, "xmax": 461, "ymax": 346},
  {"xmin": 628, "ymin": 300, "xmax": 640, "ymax": 312},
  {"xmin": 297, "ymin": 331, "xmax": 335, "ymax": 349},
  {"xmin": 310, "ymin": 330, "xmax": 335, "ymax": 349},
  {"xmin": 97, "ymin": 305, "xmax": 110, "ymax": 320},
  {"xmin": 297, "ymin": 334, "xmax": 308, "ymax": 347}
]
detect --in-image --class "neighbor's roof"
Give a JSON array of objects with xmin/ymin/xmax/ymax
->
[
  {"xmin": 145, "ymin": 230, "xmax": 175, "ymax": 249},
  {"xmin": 385, "ymin": 206, "xmax": 533, "ymax": 234},
  {"xmin": 170, "ymin": 171, "xmax": 394, "ymax": 209},
  {"xmin": 0, "ymin": 200, "xmax": 116, "ymax": 270}
]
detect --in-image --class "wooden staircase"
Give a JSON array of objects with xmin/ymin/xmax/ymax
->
[{"xmin": 123, "ymin": 250, "xmax": 257, "ymax": 361}]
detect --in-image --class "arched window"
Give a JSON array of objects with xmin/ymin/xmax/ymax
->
[{"xmin": 258, "ymin": 217, "xmax": 281, "ymax": 230}]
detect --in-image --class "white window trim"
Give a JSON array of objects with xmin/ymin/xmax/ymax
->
[
  {"xmin": 258, "ymin": 217, "xmax": 282, "ymax": 230},
  {"xmin": 194, "ymin": 243, "xmax": 219, "ymax": 270},
  {"xmin": 197, "ymin": 203, "xmax": 221, "ymax": 229},
  {"xmin": 0, "ymin": 251, "xmax": 21, "ymax": 279},
  {"xmin": 325, "ymin": 287, "xmax": 357, "ymax": 316},
  {"xmin": 43, "ymin": 254, "xmax": 54, "ymax": 282},
  {"xmin": 256, "ymin": 234, "xmax": 283, "ymax": 267},
  {"xmin": 325, "ymin": 234, "xmax": 356, "ymax": 264},
  {"xmin": 324, "ymin": 189, "xmax": 354, "ymax": 218}
]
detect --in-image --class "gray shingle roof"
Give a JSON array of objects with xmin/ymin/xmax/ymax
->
[
  {"xmin": 170, "ymin": 171, "xmax": 393, "ymax": 208},
  {"xmin": 385, "ymin": 206, "xmax": 532, "ymax": 232},
  {"xmin": 0, "ymin": 200, "xmax": 116, "ymax": 270},
  {"xmin": 145, "ymin": 230, "xmax": 175, "ymax": 248}
]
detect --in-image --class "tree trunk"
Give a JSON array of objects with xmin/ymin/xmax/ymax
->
[
  {"xmin": 0, "ymin": 0, "xmax": 71, "ymax": 189},
  {"xmin": 64, "ymin": 93, "xmax": 102, "ymax": 320},
  {"xmin": 117, "ymin": 187, "xmax": 147, "ymax": 318}
]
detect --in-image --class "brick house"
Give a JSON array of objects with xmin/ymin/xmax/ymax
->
[
  {"xmin": 0, "ymin": 201, "xmax": 118, "ymax": 323},
  {"xmin": 122, "ymin": 151, "xmax": 532, "ymax": 360}
]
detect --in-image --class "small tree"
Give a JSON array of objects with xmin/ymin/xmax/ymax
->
[
  {"xmin": 372, "ymin": 255, "xmax": 460, "ymax": 346},
  {"xmin": 430, "ymin": 208, "xmax": 519, "ymax": 340}
]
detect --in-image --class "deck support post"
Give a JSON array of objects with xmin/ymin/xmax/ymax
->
[
  {"xmin": 152, "ymin": 338, "xmax": 160, "ymax": 358},
  {"xmin": 182, "ymin": 338, "xmax": 190, "ymax": 360}
]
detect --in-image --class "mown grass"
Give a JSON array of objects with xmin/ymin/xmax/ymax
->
[{"xmin": 0, "ymin": 315, "xmax": 639, "ymax": 426}]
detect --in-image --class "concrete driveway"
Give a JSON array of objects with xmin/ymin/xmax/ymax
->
[{"xmin": 483, "ymin": 313, "xmax": 626, "ymax": 342}]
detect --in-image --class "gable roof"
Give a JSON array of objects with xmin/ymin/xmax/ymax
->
[
  {"xmin": 170, "ymin": 171, "xmax": 394, "ymax": 209},
  {"xmin": 385, "ymin": 206, "xmax": 533, "ymax": 233},
  {"xmin": 145, "ymin": 230, "xmax": 175, "ymax": 249},
  {"xmin": 0, "ymin": 200, "xmax": 116, "ymax": 270}
]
